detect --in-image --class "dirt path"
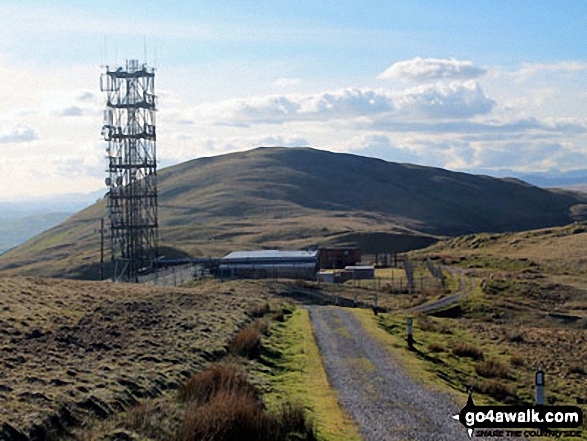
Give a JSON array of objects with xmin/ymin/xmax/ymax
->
[{"xmin": 307, "ymin": 306, "xmax": 468, "ymax": 441}]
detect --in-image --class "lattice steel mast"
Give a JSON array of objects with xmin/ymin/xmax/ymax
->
[{"xmin": 100, "ymin": 59, "xmax": 158, "ymax": 282}]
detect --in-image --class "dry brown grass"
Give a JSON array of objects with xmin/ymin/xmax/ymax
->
[
  {"xmin": 177, "ymin": 362, "xmax": 316, "ymax": 441},
  {"xmin": 123, "ymin": 400, "xmax": 181, "ymax": 441},
  {"xmin": 475, "ymin": 359, "xmax": 510, "ymax": 379},
  {"xmin": 178, "ymin": 363, "xmax": 258, "ymax": 405},
  {"xmin": 510, "ymin": 355, "xmax": 525, "ymax": 367},
  {"xmin": 427, "ymin": 342, "xmax": 446, "ymax": 353},
  {"xmin": 452, "ymin": 343, "xmax": 484, "ymax": 360},
  {"xmin": 0, "ymin": 277, "xmax": 276, "ymax": 436},
  {"xmin": 474, "ymin": 380, "xmax": 517, "ymax": 402},
  {"xmin": 228, "ymin": 319, "xmax": 267, "ymax": 359},
  {"xmin": 179, "ymin": 391, "xmax": 316, "ymax": 441},
  {"xmin": 568, "ymin": 362, "xmax": 585, "ymax": 375},
  {"xmin": 505, "ymin": 328, "xmax": 526, "ymax": 343}
]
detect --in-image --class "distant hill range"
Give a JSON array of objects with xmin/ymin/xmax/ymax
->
[{"xmin": 1, "ymin": 147, "xmax": 586, "ymax": 280}]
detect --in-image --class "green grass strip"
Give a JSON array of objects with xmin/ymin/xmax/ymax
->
[{"xmin": 256, "ymin": 306, "xmax": 362, "ymax": 441}]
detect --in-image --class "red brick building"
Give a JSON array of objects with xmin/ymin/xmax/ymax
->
[{"xmin": 318, "ymin": 247, "xmax": 361, "ymax": 269}]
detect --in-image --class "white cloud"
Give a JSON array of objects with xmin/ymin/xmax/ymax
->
[
  {"xmin": 258, "ymin": 136, "xmax": 309, "ymax": 147},
  {"xmin": 346, "ymin": 134, "xmax": 421, "ymax": 164},
  {"xmin": 363, "ymin": 113, "xmax": 586, "ymax": 137},
  {"xmin": 213, "ymin": 88, "xmax": 395, "ymax": 126},
  {"xmin": 0, "ymin": 125, "xmax": 38, "ymax": 144},
  {"xmin": 59, "ymin": 106, "xmax": 84, "ymax": 117},
  {"xmin": 378, "ymin": 57, "xmax": 486, "ymax": 82},
  {"xmin": 512, "ymin": 61, "xmax": 587, "ymax": 82},
  {"xmin": 396, "ymin": 81, "xmax": 494, "ymax": 118},
  {"xmin": 208, "ymin": 81, "xmax": 496, "ymax": 126}
]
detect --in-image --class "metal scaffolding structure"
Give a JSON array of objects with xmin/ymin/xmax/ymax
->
[{"xmin": 100, "ymin": 59, "xmax": 158, "ymax": 282}]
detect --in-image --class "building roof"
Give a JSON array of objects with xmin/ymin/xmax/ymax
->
[{"xmin": 222, "ymin": 250, "xmax": 318, "ymax": 261}]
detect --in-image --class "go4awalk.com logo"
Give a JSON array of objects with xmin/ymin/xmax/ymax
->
[{"xmin": 452, "ymin": 393, "xmax": 583, "ymax": 438}]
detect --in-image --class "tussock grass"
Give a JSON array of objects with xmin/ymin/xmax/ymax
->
[
  {"xmin": 228, "ymin": 319, "xmax": 267, "ymax": 359},
  {"xmin": 452, "ymin": 343, "xmax": 484, "ymax": 361},
  {"xmin": 505, "ymin": 328, "xmax": 526, "ymax": 343},
  {"xmin": 178, "ymin": 363, "xmax": 258, "ymax": 405},
  {"xmin": 178, "ymin": 362, "xmax": 316, "ymax": 441},
  {"xmin": 251, "ymin": 302, "xmax": 271, "ymax": 319},
  {"xmin": 475, "ymin": 359, "xmax": 510, "ymax": 379},
  {"xmin": 510, "ymin": 355, "xmax": 525, "ymax": 367},
  {"xmin": 427, "ymin": 342, "xmax": 446, "ymax": 353},
  {"xmin": 568, "ymin": 362, "xmax": 585, "ymax": 375},
  {"xmin": 474, "ymin": 380, "xmax": 517, "ymax": 402},
  {"xmin": 179, "ymin": 391, "xmax": 316, "ymax": 441},
  {"xmin": 124, "ymin": 400, "xmax": 180, "ymax": 441}
]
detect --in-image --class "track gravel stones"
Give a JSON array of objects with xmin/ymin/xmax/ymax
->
[{"xmin": 307, "ymin": 306, "xmax": 469, "ymax": 441}]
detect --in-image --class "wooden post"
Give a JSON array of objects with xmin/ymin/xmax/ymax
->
[
  {"xmin": 374, "ymin": 293, "xmax": 378, "ymax": 309},
  {"xmin": 99, "ymin": 218, "xmax": 104, "ymax": 281}
]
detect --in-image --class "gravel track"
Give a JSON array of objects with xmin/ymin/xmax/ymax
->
[
  {"xmin": 411, "ymin": 267, "xmax": 476, "ymax": 313},
  {"xmin": 307, "ymin": 306, "xmax": 469, "ymax": 441}
]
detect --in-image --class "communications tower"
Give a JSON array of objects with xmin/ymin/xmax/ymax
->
[{"xmin": 100, "ymin": 59, "xmax": 158, "ymax": 282}]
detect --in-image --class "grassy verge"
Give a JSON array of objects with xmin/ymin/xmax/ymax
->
[
  {"xmin": 253, "ymin": 306, "xmax": 361, "ymax": 441},
  {"xmin": 352, "ymin": 308, "xmax": 586, "ymax": 439}
]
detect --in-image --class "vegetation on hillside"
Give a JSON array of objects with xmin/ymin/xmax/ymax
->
[{"xmin": 2, "ymin": 147, "xmax": 586, "ymax": 280}]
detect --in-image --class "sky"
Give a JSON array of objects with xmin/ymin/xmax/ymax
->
[{"xmin": 0, "ymin": 0, "xmax": 586, "ymax": 199}]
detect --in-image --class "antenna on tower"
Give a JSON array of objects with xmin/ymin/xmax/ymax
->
[
  {"xmin": 100, "ymin": 59, "xmax": 159, "ymax": 282},
  {"xmin": 102, "ymin": 35, "xmax": 108, "ymax": 67}
]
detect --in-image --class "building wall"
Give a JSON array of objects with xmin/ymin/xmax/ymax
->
[
  {"xmin": 218, "ymin": 262, "xmax": 316, "ymax": 280},
  {"xmin": 318, "ymin": 248, "xmax": 361, "ymax": 269}
]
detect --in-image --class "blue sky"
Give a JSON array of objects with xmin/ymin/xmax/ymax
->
[{"xmin": 0, "ymin": 1, "xmax": 586, "ymax": 198}]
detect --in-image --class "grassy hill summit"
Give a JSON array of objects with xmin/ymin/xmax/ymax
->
[{"xmin": 1, "ymin": 146, "xmax": 586, "ymax": 279}]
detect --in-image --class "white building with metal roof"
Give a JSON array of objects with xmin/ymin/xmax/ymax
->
[{"xmin": 219, "ymin": 250, "xmax": 318, "ymax": 280}]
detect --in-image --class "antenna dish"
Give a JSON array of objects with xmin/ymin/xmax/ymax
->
[{"xmin": 105, "ymin": 177, "xmax": 112, "ymax": 186}]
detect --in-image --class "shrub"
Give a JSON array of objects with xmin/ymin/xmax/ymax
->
[
  {"xmin": 475, "ymin": 359, "xmax": 510, "ymax": 379},
  {"xmin": 178, "ymin": 363, "xmax": 258, "ymax": 405},
  {"xmin": 452, "ymin": 343, "xmax": 484, "ymax": 361}
]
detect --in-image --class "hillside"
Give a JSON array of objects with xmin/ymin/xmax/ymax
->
[
  {"xmin": 0, "ymin": 212, "xmax": 73, "ymax": 254},
  {"xmin": 0, "ymin": 277, "xmax": 273, "ymax": 438},
  {"xmin": 1, "ymin": 147, "xmax": 586, "ymax": 279}
]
